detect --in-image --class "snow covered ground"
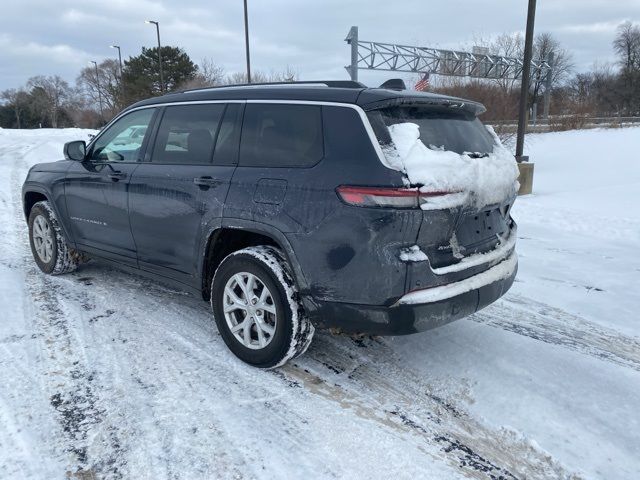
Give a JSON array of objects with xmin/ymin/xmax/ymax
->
[{"xmin": 1, "ymin": 127, "xmax": 639, "ymax": 479}]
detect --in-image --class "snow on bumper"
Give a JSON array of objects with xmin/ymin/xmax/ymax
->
[{"xmin": 394, "ymin": 252, "xmax": 518, "ymax": 306}]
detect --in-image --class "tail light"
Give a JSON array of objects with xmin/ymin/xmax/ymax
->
[{"xmin": 336, "ymin": 185, "xmax": 456, "ymax": 208}]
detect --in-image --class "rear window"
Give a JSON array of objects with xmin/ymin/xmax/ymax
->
[
  {"xmin": 239, "ymin": 104, "xmax": 323, "ymax": 167},
  {"xmin": 367, "ymin": 106, "xmax": 495, "ymax": 155}
]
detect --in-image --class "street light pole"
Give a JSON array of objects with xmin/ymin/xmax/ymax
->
[
  {"xmin": 514, "ymin": 0, "xmax": 537, "ymax": 195},
  {"xmin": 515, "ymin": 0, "xmax": 537, "ymax": 162},
  {"xmin": 145, "ymin": 20, "xmax": 164, "ymax": 93},
  {"xmin": 110, "ymin": 45, "xmax": 123, "ymax": 78},
  {"xmin": 243, "ymin": 0, "xmax": 251, "ymax": 83},
  {"xmin": 110, "ymin": 45, "xmax": 124, "ymax": 101},
  {"xmin": 90, "ymin": 61, "xmax": 104, "ymax": 123}
]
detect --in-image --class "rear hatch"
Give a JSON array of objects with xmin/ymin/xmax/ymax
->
[
  {"xmin": 417, "ymin": 199, "xmax": 514, "ymax": 269},
  {"xmin": 366, "ymin": 102, "xmax": 517, "ymax": 272}
]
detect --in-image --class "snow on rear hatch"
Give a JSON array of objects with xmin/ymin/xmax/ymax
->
[
  {"xmin": 367, "ymin": 104, "xmax": 519, "ymax": 268},
  {"xmin": 372, "ymin": 110, "xmax": 519, "ymax": 210}
]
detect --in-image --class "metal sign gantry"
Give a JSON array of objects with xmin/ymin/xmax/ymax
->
[{"xmin": 345, "ymin": 26, "xmax": 554, "ymax": 118}]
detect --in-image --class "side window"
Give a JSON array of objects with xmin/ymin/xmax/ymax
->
[
  {"xmin": 151, "ymin": 104, "xmax": 225, "ymax": 164},
  {"xmin": 240, "ymin": 104, "xmax": 323, "ymax": 168},
  {"xmin": 89, "ymin": 109, "xmax": 155, "ymax": 162},
  {"xmin": 212, "ymin": 104, "xmax": 242, "ymax": 166}
]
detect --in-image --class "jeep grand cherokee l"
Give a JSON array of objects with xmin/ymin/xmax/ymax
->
[{"xmin": 22, "ymin": 80, "xmax": 518, "ymax": 368}]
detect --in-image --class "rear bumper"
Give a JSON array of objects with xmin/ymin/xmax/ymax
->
[{"xmin": 307, "ymin": 252, "xmax": 517, "ymax": 335}]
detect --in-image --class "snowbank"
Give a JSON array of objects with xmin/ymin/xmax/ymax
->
[{"xmin": 382, "ymin": 123, "xmax": 519, "ymax": 209}]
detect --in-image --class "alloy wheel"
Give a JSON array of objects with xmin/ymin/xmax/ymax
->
[
  {"xmin": 32, "ymin": 214, "xmax": 54, "ymax": 263},
  {"xmin": 223, "ymin": 272, "xmax": 278, "ymax": 350}
]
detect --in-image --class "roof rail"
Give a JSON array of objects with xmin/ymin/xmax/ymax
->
[{"xmin": 180, "ymin": 80, "xmax": 366, "ymax": 94}]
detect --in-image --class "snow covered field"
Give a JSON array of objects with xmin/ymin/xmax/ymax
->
[{"xmin": 1, "ymin": 126, "xmax": 639, "ymax": 479}]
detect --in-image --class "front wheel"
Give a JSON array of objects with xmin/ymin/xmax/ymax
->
[
  {"xmin": 28, "ymin": 200, "xmax": 80, "ymax": 275},
  {"xmin": 211, "ymin": 246, "xmax": 314, "ymax": 368}
]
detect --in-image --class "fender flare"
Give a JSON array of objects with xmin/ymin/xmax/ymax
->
[
  {"xmin": 22, "ymin": 182, "xmax": 76, "ymax": 246},
  {"xmin": 199, "ymin": 217, "xmax": 310, "ymax": 293}
]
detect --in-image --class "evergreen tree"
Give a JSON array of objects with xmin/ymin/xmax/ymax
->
[{"xmin": 122, "ymin": 46, "xmax": 197, "ymax": 103}]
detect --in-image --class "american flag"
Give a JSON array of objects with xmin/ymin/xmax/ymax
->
[{"xmin": 415, "ymin": 73, "xmax": 430, "ymax": 91}]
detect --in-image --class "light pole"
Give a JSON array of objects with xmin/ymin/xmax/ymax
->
[
  {"xmin": 110, "ymin": 45, "xmax": 124, "ymax": 101},
  {"xmin": 514, "ymin": 0, "xmax": 537, "ymax": 195},
  {"xmin": 243, "ymin": 0, "xmax": 251, "ymax": 83},
  {"xmin": 90, "ymin": 61, "xmax": 104, "ymax": 123},
  {"xmin": 515, "ymin": 0, "xmax": 537, "ymax": 163},
  {"xmin": 110, "ymin": 45, "xmax": 123, "ymax": 78},
  {"xmin": 145, "ymin": 20, "xmax": 164, "ymax": 93}
]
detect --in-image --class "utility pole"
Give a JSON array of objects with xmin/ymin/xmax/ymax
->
[
  {"xmin": 243, "ymin": 0, "xmax": 252, "ymax": 83},
  {"xmin": 345, "ymin": 26, "xmax": 359, "ymax": 82},
  {"xmin": 515, "ymin": 0, "xmax": 537, "ymax": 163},
  {"xmin": 110, "ymin": 45, "xmax": 125, "ymax": 101},
  {"xmin": 90, "ymin": 61, "xmax": 104, "ymax": 123},
  {"xmin": 145, "ymin": 20, "xmax": 164, "ymax": 93},
  {"xmin": 515, "ymin": 0, "xmax": 537, "ymax": 194}
]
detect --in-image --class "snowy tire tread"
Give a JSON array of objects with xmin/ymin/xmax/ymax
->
[
  {"xmin": 30, "ymin": 200, "xmax": 79, "ymax": 275},
  {"xmin": 211, "ymin": 246, "xmax": 314, "ymax": 368}
]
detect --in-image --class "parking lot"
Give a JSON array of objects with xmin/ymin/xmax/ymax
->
[{"xmin": 1, "ymin": 127, "xmax": 639, "ymax": 479}]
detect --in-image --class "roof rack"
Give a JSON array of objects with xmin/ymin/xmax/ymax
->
[{"xmin": 180, "ymin": 80, "xmax": 366, "ymax": 94}]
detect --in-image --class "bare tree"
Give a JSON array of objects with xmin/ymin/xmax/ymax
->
[
  {"xmin": 224, "ymin": 67, "xmax": 298, "ymax": 85},
  {"xmin": 177, "ymin": 58, "xmax": 226, "ymax": 90},
  {"xmin": 1, "ymin": 88, "xmax": 29, "ymax": 128},
  {"xmin": 488, "ymin": 33, "xmax": 524, "ymax": 92},
  {"xmin": 466, "ymin": 33, "xmax": 524, "ymax": 92},
  {"xmin": 26, "ymin": 75, "xmax": 71, "ymax": 128},
  {"xmin": 200, "ymin": 58, "xmax": 226, "ymax": 85},
  {"xmin": 530, "ymin": 33, "xmax": 574, "ymax": 105},
  {"xmin": 267, "ymin": 66, "xmax": 298, "ymax": 82},
  {"xmin": 565, "ymin": 63, "xmax": 623, "ymax": 117},
  {"xmin": 613, "ymin": 21, "xmax": 640, "ymax": 72},
  {"xmin": 471, "ymin": 32, "xmax": 572, "ymax": 104},
  {"xmin": 76, "ymin": 59, "xmax": 121, "ymax": 117}
]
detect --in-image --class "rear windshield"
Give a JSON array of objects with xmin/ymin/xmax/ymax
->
[{"xmin": 367, "ymin": 106, "xmax": 495, "ymax": 155}]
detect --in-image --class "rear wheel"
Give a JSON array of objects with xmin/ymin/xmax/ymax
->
[
  {"xmin": 211, "ymin": 246, "xmax": 314, "ymax": 368},
  {"xmin": 28, "ymin": 201, "xmax": 80, "ymax": 275}
]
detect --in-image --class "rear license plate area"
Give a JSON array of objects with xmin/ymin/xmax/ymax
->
[{"xmin": 455, "ymin": 208, "xmax": 507, "ymax": 254}]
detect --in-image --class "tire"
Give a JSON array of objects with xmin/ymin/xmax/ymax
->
[
  {"xmin": 28, "ymin": 200, "xmax": 81, "ymax": 275},
  {"xmin": 211, "ymin": 246, "xmax": 314, "ymax": 368}
]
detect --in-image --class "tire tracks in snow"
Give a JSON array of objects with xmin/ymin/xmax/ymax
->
[
  {"xmin": 48, "ymin": 264, "xmax": 343, "ymax": 479},
  {"xmin": 3, "ymin": 135, "xmax": 582, "ymax": 479},
  {"xmin": 285, "ymin": 334, "xmax": 581, "ymax": 480},
  {"xmin": 7, "ymin": 145, "xmax": 127, "ymax": 479},
  {"xmin": 473, "ymin": 293, "xmax": 640, "ymax": 372}
]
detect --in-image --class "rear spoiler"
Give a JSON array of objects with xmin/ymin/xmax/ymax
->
[{"xmin": 361, "ymin": 96, "xmax": 486, "ymax": 117}]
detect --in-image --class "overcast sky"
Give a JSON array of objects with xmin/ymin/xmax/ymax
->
[{"xmin": 1, "ymin": 0, "xmax": 639, "ymax": 91}]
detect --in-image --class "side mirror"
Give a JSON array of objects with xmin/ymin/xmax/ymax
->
[{"xmin": 64, "ymin": 140, "xmax": 86, "ymax": 161}]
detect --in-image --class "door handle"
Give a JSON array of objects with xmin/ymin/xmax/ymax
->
[
  {"xmin": 193, "ymin": 176, "xmax": 222, "ymax": 189},
  {"xmin": 108, "ymin": 171, "xmax": 127, "ymax": 181}
]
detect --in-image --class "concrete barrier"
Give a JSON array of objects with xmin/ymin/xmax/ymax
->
[{"xmin": 518, "ymin": 162, "xmax": 534, "ymax": 195}]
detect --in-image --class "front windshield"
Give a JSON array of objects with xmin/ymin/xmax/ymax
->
[{"xmin": 367, "ymin": 106, "xmax": 495, "ymax": 155}]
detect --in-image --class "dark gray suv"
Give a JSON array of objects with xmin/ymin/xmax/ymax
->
[{"xmin": 22, "ymin": 81, "xmax": 518, "ymax": 368}]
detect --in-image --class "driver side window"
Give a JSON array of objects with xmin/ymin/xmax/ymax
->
[{"xmin": 88, "ymin": 108, "xmax": 155, "ymax": 162}]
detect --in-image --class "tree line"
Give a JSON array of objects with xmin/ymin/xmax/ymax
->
[
  {"xmin": 1, "ymin": 21, "xmax": 639, "ymax": 129},
  {"xmin": 432, "ymin": 21, "xmax": 640, "ymax": 122},
  {"xmin": 0, "ymin": 46, "xmax": 296, "ymax": 129}
]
